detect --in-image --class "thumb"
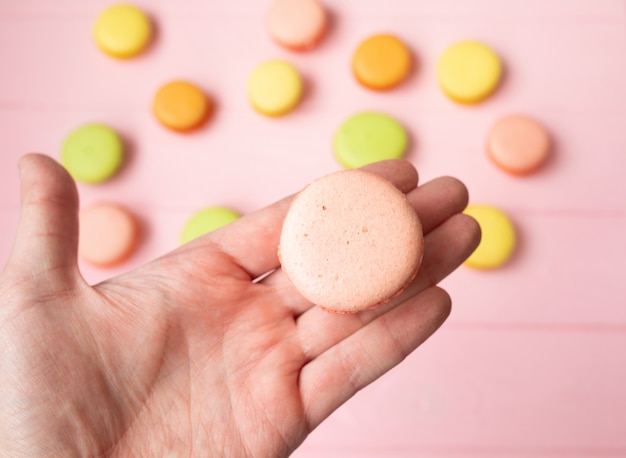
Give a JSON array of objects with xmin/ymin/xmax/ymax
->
[{"xmin": 5, "ymin": 153, "xmax": 82, "ymax": 286}]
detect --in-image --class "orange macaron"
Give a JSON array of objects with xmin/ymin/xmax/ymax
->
[
  {"xmin": 278, "ymin": 169, "xmax": 423, "ymax": 313},
  {"xmin": 153, "ymin": 80, "xmax": 212, "ymax": 132},
  {"xmin": 352, "ymin": 33, "xmax": 413, "ymax": 91}
]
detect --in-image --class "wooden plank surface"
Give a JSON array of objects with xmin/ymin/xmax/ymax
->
[{"xmin": 1, "ymin": 1, "xmax": 625, "ymax": 456}]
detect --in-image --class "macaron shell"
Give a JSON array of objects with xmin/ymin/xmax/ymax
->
[
  {"xmin": 352, "ymin": 34, "xmax": 412, "ymax": 90},
  {"xmin": 78, "ymin": 203, "xmax": 140, "ymax": 267},
  {"xmin": 61, "ymin": 123, "xmax": 124, "ymax": 184},
  {"xmin": 463, "ymin": 204, "xmax": 516, "ymax": 269},
  {"xmin": 333, "ymin": 112, "xmax": 408, "ymax": 168},
  {"xmin": 93, "ymin": 4, "xmax": 152, "ymax": 59},
  {"xmin": 487, "ymin": 114, "xmax": 551, "ymax": 175},
  {"xmin": 437, "ymin": 40, "xmax": 502, "ymax": 104},
  {"xmin": 247, "ymin": 60, "xmax": 303, "ymax": 116},
  {"xmin": 181, "ymin": 206, "xmax": 240, "ymax": 244},
  {"xmin": 266, "ymin": 0, "xmax": 328, "ymax": 51},
  {"xmin": 153, "ymin": 81, "xmax": 211, "ymax": 132},
  {"xmin": 279, "ymin": 169, "xmax": 423, "ymax": 313}
]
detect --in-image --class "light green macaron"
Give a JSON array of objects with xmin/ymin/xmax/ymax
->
[
  {"xmin": 333, "ymin": 112, "xmax": 408, "ymax": 168},
  {"xmin": 61, "ymin": 123, "xmax": 124, "ymax": 184},
  {"xmin": 181, "ymin": 206, "xmax": 241, "ymax": 244}
]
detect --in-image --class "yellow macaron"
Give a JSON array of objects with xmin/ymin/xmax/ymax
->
[{"xmin": 463, "ymin": 204, "xmax": 516, "ymax": 269}]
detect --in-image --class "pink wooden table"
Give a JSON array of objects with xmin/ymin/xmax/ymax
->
[{"xmin": 1, "ymin": 1, "xmax": 625, "ymax": 456}]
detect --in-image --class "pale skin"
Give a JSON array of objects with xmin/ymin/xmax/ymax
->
[{"xmin": 0, "ymin": 154, "xmax": 480, "ymax": 457}]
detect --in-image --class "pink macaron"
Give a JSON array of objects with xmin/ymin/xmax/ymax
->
[
  {"xmin": 278, "ymin": 169, "xmax": 423, "ymax": 313},
  {"xmin": 78, "ymin": 202, "xmax": 140, "ymax": 267},
  {"xmin": 486, "ymin": 114, "xmax": 551, "ymax": 175},
  {"xmin": 266, "ymin": 0, "xmax": 328, "ymax": 52}
]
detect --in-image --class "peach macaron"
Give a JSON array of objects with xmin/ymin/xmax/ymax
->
[
  {"xmin": 486, "ymin": 114, "xmax": 551, "ymax": 175},
  {"xmin": 78, "ymin": 202, "xmax": 140, "ymax": 267},
  {"xmin": 266, "ymin": 0, "xmax": 328, "ymax": 51},
  {"xmin": 278, "ymin": 169, "xmax": 423, "ymax": 313}
]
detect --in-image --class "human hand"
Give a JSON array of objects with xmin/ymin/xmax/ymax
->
[{"xmin": 0, "ymin": 153, "xmax": 479, "ymax": 457}]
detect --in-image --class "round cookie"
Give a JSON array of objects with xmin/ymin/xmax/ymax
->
[
  {"xmin": 247, "ymin": 60, "xmax": 303, "ymax": 117},
  {"xmin": 463, "ymin": 204, "xmax": 516, "ymax": 269},
  {"xmin": 153, "ymin": 81, "xmax": 212, "ymax": 132},
  {"xmin": 61, "ymin": 123, "xmax": 124, "ymax": 184},
  {"xmin": 437, "ymin": 40, "xmax": 502, "ymax": 104},
  {"xmin": 266, "ymin": 0, "xmax": 328, "ymax": 51},
  {"xmin": 93, "ymin": 4, "xmax": 152, "ymax": 59},
  {"xmin": 486, "ymin": 114, "xmax": 551, "ymax": 175},
  {"xmin": 181, "ymin": 206, "xmax": 240, "ymax": 244},
  {"xmin": 352, "ymin": 34, "xmax": 412, "ymax": 90},
  {"xmin": 279, "ymin": 169, "xmax": 423, "ymax": 313},
  {"xmin": 333, "ymin": 112, "xmax": 408, "ymax": 168},
  {"xmin": 78, "ymin": 203, "xmax": 140, "ymax": 267}
]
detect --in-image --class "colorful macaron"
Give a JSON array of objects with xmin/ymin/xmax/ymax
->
[
  {"xmin": 181, "ymin": 206, "xmax": 240, "ymax": 244},
  {"xmin": 437, "ymin": 40, "xmax": 502, "ymax": 104},
  {"xmin": 266, "ymin": 0, "xmax": 328, "ymax": 51},
  {"xmin": 333, "ymin": 112, "xmax": 408, "ymax": 168},
  {"xmin": 463, "ymin": 204, "xmax": 516, "ymax": 269},
  {"xmin": 153, "ymin": 80, "xmax": 212, "ymax": 132},
  {"xmin": 352, "ymin": 33, "xmax": 413, "ymax": 90},
  {"xmin": 78, "ymin": 202, "xmax": 140, "ymax": 267},
  {"xmin": 279, "ymin": 169, "xmax": 423, "ymax": 313},
  {"xmin": 247, "ymin": 59, "xmax": 303, "ymax": 117},
  {"xmin": 486, "ymin": 114, "xmax": 551, "ymax": 175},
  {"xmin": 61, "ymin": 123, "xmax": 124, "ymax": 184},
  {"xmin": 93, "ymin": 4, "xmax": 153, "ymax": 58}
]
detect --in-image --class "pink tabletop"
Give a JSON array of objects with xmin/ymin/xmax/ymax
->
[{"xmin": 1, "ymin": 0, "xmax": 626, "ymax": 456}]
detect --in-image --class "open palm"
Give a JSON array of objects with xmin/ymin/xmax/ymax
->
[{"xmin": 0, "ymin": 154, "xmax": 479, "ymax": 457}]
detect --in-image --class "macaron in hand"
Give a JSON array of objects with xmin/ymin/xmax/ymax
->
[{"xmin": 279, "ymin": 169, "xmax": 423, "ymax": 313}]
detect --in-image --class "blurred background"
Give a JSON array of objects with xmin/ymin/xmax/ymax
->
[{"xmin": 1, "ymin": 0, "xmax": 625, "ymax": 456}]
